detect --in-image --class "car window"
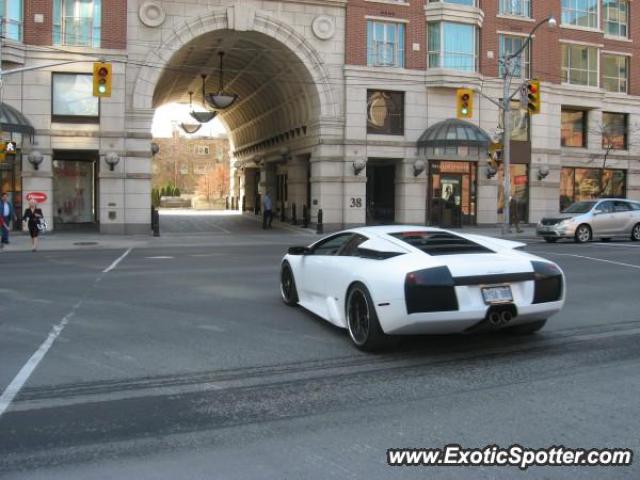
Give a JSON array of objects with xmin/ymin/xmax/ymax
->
[
  {"xmin": 613, "ymin": 201, "xmax": 631, "ymax": 212},
  {"xmin": 597, "ymin": 201, "xmax": 614, "ymax": 213},
  {"xmin": 631, "ymin": 202, "xmax": 640, "ymax": 211},
  {"xmin": 311, "ymin": 233, "xmax": 354, "ymax": 256},
  {"xmin": 339, "ymin": 234, "xmax": 368, "ymax": 256}
]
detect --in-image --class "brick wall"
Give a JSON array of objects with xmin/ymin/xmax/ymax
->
[
  {"xmin": 22, "ymin": 0, "xmax": 126, "ymax": 49},
  {"xmin": 24, "ymin": 0, "xmax": 53, "ymax": 46},
  {"xmin": 101, "ymin": 0, "xmax": 127, "ymax": 50},
  {"xmin": 346, "ymin": 0, "xmax": 425, "ymax": 70}
]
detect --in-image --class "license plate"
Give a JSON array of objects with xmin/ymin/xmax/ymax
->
[{"xmin": 481, "ymin": 285, "xmax": 513, "ymax": 304}]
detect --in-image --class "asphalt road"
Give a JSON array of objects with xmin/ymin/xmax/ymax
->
[{"xmin": 0, "ymin": 216, "xmax": 639, "ymax": 479}]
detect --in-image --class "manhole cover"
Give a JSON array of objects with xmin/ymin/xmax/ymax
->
[{"xmin": 73, "ymin": 242, "xmax": 99, "ymax": 246}]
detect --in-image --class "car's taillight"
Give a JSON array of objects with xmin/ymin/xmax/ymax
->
[
  {"xmin": 531, "ymin": 261, "xmax": 563, "ymax": 304},
  {"xmin": 405, "ymin": 266, "xmax": 458, "ymax": 314}
]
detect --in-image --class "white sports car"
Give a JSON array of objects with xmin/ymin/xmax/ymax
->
[{"xmin": 280, "ymin": 226, "xmax": 565, "ymax": 350}]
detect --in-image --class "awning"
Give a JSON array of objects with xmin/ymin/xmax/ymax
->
[
  {"xmin": 417, "ymin": 118, "xmax": 490, "ymax": 150},
  {"xmin": 0, "ymin": 102, "xmax": 35, "ymax": 136}
]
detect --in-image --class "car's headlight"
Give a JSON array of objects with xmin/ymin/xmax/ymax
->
[{"xmin": 558, "ymin": 218, "xmax": 574, "ymax": 226}]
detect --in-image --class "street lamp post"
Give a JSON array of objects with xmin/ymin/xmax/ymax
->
[{"xmin": 500, "ymin": 15, "xmax": 556, "ymax": 234}]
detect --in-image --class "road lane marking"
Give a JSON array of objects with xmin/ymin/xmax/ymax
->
[
  {"xmin": 102, "ymin": 248, "xmax": 132, "ymax": 273},
  {"xmin": 541, "ymin": 252, "xmax": 640, "ymax": 270},
  {"xmin": 0, "ymin": 249, "xmax": 136, "ymax": 418},
  {"xmin": 593, "ymin": 243, "xmax": 640, "ymax": 248},
  {"xmin": 0, "ymin": 302, "xmax": 81, "ymax": 418},
  {"xmin": 145, "ymin": 256, "xmax": 174, "ymax": 259}
]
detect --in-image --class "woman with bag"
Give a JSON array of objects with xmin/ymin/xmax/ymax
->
[{"xmin": 23, "ymin": 200, "xmax": 44, "ymax": 252}]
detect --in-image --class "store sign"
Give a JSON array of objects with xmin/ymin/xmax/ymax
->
[{"xmin": 26, "ymin": 192, "xmax": 48, "ymax": 203}]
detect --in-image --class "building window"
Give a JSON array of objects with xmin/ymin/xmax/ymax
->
[
  {"xmin": 0, "ymin": 0, "xmax": 23, "ymax": 41},
  {"xmin": 195, "ymin": 145, "xmax": 210, "ymax": 156},
  {"xmin": 367, "ymin": 21, "xmax": 405, "ymax": 68},
  {"xmin": 604, "ymin": 0, "xmax": 628, "ymax": 37},
  {"xmin": 428, "ymin": 22, "xmax": 477, "ymax": 72},
  {"xmin": 561, "ymin": 109, "xmax": 587, "ymax": 147},
  {"xmin": 367, "ymin": 90, "xmax": 404, "ymax": 135},
  {"xmin": 499, "ymin": 35, "xmax": 530, "ymax": 78},
  {"xmin": 602, "ymin": 112, "xmax": 627, "ymax": 150},
  {"xmin": 561, "ymin": 44, "xmax": 598, "ymax": 87},
  {"xmin": 560, "ymin": 167, "xmax": 627, "ymax": 211},
  {"xmin": 51, "ymin": 73, "xmax": 99, "ymax": 122},
  {"xmin": 602, "ymin": 54, "xmax": 628, "ymax": 93},
  {"xmin": 561, "ymin": 0, "xmax": 599, "ymax": 29},
  {"xmin": 53, "ymin": 0, "xmax": 101, "ymax": 47},
  {"xmin": 429, "ymin": 0, "xmax": 475, "ymax": 5},
  {"xmin": 499, "ymin": 0, "xmax": 531, "ymax": 17}
]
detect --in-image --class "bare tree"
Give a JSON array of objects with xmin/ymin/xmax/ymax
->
[{"xmin": 590, "ymin": 118, "xmax": 639, "ymax": 197}]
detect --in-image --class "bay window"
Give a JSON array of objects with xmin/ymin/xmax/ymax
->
[
  {"xmin": 428, "ymin": 22, "xmax": 477, "ymax": 72},
  {"xmin": 0, "ymin": 0, "xmax": 23, "ymax": 41}
]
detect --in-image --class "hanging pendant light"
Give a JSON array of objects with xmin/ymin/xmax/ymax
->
[
  {"xmin": 205, "ymin": 52, "xmax": 239, "ymax": 110},
  {"xmin": 180, "ymin": 92, "xmax": 203, "ymax": 134},
  {"xmin": 190, "ymin": 76, "xmax": 218, "ymax": 123}
]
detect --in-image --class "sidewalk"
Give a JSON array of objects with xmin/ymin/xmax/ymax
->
[{"xmin": 0, "ymin": 223, "xmax": 539, "ymax": 253}]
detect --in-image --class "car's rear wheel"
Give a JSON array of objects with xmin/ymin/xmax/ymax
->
[
  {"xmin": 506, "ymin": 319, "xmax": 547, "ymax": 335},
  {"xmin": 574, "ymin": 224, "xmax": 592, "ymax": 243},
  {"xmin": 280, "ymin": 262, "xmax": 299, "ymax": 306},
  {"xmin": 543, "ymin": 237, "xmax": 558, "ymax": 243},
  {"xmin": 631, "ymin": 223, "xmax": 640, "ymax": 242},
  {"xmin": 346, "ymin": 283, "xmax": 385, "ymax": 351}
]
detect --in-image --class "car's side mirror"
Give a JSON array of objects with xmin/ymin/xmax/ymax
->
[{"xmin": 288, "ymin": 246, "xmax": 311, "ymax": 255}]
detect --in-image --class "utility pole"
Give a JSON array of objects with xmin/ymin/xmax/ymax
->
[{"xmin": 499, "ymin": 15, "xmax": 556, "ymax": 235}]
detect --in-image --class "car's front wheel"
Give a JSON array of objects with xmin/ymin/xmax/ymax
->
[
  {"xmin": 506, "ymin": 319, "xmax": 547, "ymax": 335},
  {"xmin": 280, "ymin": 262, "xmax": 299, "ymax": 306},
  {"xmin": 346, "ymin": 283, "xmax": 386, "ymax": 351},
  {"xmin": 631, "ymin": 223, "xmax": 640, "ymax": 242},
  {"xmin": 574, "ymin": 224, "xmax": 592, "ymax": 243}
]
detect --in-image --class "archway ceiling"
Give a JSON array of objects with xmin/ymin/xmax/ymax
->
[{"xmin": 153, "ymin": 30, "xmax": 318, "ymax": 153}]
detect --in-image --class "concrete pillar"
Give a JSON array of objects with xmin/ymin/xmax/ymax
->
[
  {"xmin": 395, "ymin": 159, "xmax": 427, "ymax": 224},
  {"xmin": 287, "ymin": 154, "xmax": 310, "ymax": 215}
]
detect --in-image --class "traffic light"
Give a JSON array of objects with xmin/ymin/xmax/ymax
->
[
  {"xmin": 456, "ymin": 88, "xmax": 474, "ymax": 119},
  {"xmin": 526, "ymin": 79, "xmax": 541, "ymax": 114},
  {"xmin": 93, "ymin": 62, "xmax": 112, "ymax": 97}
]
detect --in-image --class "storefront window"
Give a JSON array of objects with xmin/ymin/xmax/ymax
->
[
  {"xmin": 428, "ymin": 160, "xmax": 477, "ymax": 227},
  {"xmin": 52, "ymin": 160, "xmax": 95, "ymax": 223},
  {"xmin": 497, "ymin": 164, "xmax": 529, "ymax": 223},
  {"xmin": 52, "ymin": 73, "xmax": 99, "ymax": 122},
  {"xmin": 561, "ymin": 109, "xmax": 587, "ymax": 147},
  {"xmin": 559, "ymin": 167, "xmax": 626, "ymax": 211},
  {"xmin": 602, "ymin": 112, "xmax": 627, "ymax": 150}
]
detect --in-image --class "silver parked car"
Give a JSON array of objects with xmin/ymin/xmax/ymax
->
[{"xmin": 537, "ymin": 199, "xmax": 640, "ymax": 243}]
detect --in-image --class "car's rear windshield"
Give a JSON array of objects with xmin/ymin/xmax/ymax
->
[
  {"xmin": 389, "ymin": 231, "xmax": 494, "ymax": 256},
  {"xmin": 563, "ymin": 201, "xmax": 597, "ymax": 214}
]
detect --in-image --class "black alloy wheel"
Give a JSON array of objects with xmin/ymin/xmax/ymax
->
[
  {"xmin": 632, "ymin": 223, "xmax": 640, "ymax": 242},
  {"xmin": 346, "ymin": 283, "xmax": 385, "ymax": 351},
  {"xmin": 280, "ymin": 263, "xmax": 299, "ymax": 306}
]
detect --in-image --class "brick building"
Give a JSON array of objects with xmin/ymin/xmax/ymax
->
[
  {"xmin": 1, "ymin": 0, "xmax": 639, "ymax": 233},
  {"xmin": 344, "ymin": 0, "xmax": 640, "ymax": 226}
]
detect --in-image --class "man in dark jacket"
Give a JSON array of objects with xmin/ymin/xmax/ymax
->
[{"xmin": 1, "ymin": 192, "xmax": 17, "ymax": 247}]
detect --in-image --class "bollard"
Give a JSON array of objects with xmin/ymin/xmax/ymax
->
[
  {"xmin": 226, "ymin": 197, "xmax": 230, "ymax": 210},
  {"xmin": 316, "ymin": 208, "xmax": 323, "ymax": 234},
  {"xmin": 152, "ymin": 207, "xmax": 160, "ymax": 237},
  {"xmin": 291, "ymin": 203, "xmax": 297, "ymax": 225},
  {"xmin": 280, "ymin": 201, "xmax": 286, "ymax": 222},
  {"xmin": 302, "ymin": 205, "xmax": 309, "ymax": 228}
]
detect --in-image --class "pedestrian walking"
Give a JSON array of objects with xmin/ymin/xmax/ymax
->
[
  {"xmin": 23, "ymin": 200, "xmax": 44, "ymax": 252},
  {"xmin": 509, "ymin": 195, "xmax": 523, "ymax": 233},
  {"xmin": 262, "ymin": 192, "xmax": 273, "ymax": 229},
  {"xmin": 1, "ymin": 192, "xmax": 17, "ymax": 248}
]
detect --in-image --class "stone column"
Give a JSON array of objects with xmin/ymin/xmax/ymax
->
[{"xmin": 287, "ymin": 154, "xmax": 310, "ymax": 218}]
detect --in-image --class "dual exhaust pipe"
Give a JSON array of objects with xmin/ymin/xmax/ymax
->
[{"xmin": 488, "ymin": 309, "xmax": 514, "ymax": 327}]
